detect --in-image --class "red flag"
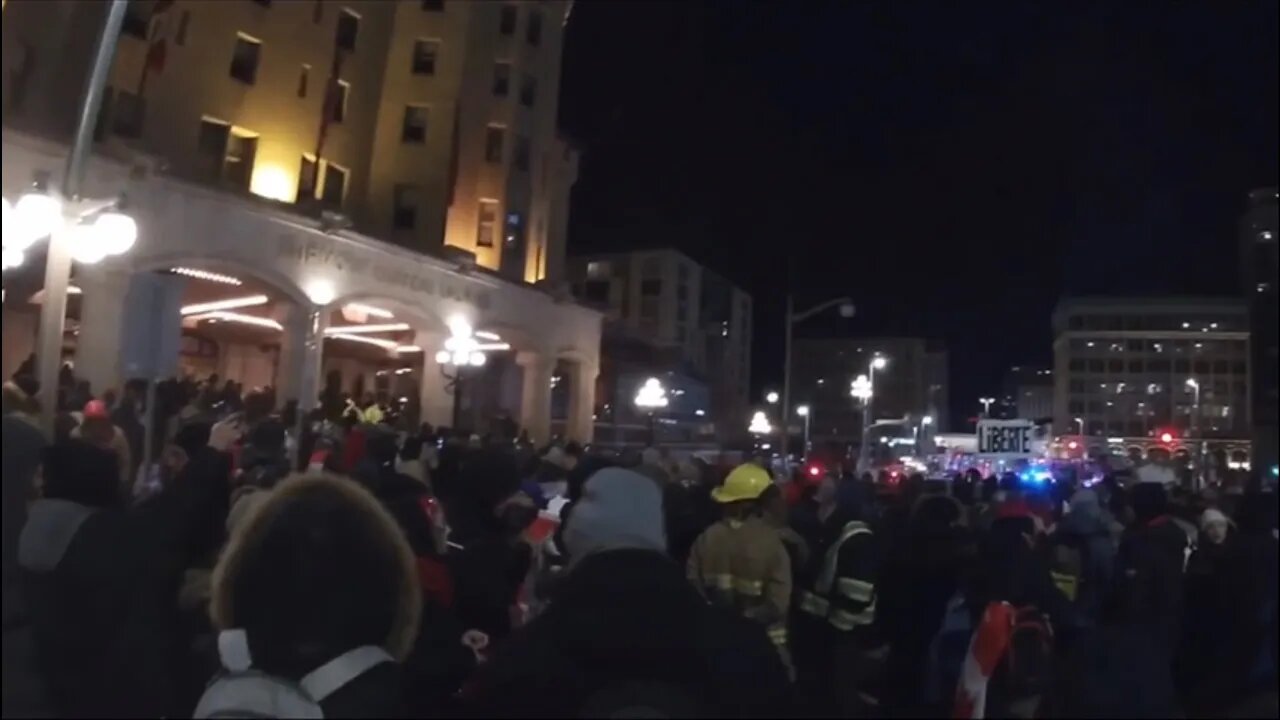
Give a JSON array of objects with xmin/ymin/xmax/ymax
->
[{"xmin": 136, "ymin": 0, "xmax": 175, "ymax": 97}]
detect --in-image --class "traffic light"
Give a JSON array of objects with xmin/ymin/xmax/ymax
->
[{"xmin": 1159, "ymin": 430, "xmax": 1175, "ymax": 444}]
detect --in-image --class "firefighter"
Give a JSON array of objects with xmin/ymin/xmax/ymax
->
[{"xmin": 687, "ymin": 463, "xmax": 793, "ymax": 676}]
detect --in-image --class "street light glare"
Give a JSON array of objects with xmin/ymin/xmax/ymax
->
[
  {"xmin": 796, "ymin": 405, "xmax": 810, "ymax": 417},
  {"xmin": 871, "ymin": 355, "xmax": 888, "ymax": 370},
  {"xmin": 94, "ymin": 210, "xmax": 138, "ymax": 255},
  {"xmin": 1185, "ymin": 377, "xmax": 1199, "ymax": 389},
  {"xmin": 12, "ymin": 191, "xmax": 62, "ymax": 251},
  {"xmin": 765, "ymin": 391, "xmax": 779, "ymax": 404},
  {"xmin": 748, "ymin": 410, "xmax": 773, "ymax": 435},
  {"xmin": 635, "ymin": 377, "xmax": 669, "ymax": 409}
]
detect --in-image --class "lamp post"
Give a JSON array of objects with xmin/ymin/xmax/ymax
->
[
  {"xmin": 1185, "ymin": 377, "xmax": 1204, "ymax": 489},
  {"xmin": 1074, "ymin": 416, "xmax": 1085, "ymax": 435},
  {"xmin": 634, "ymin": 377, "xmax": 669, "ymax": 446},
  {"xmin": 796, "ymin": 404, "xmax": 811, "ymax": 459},
  {"xmin": 979, "ymin": 396, "xmax": 996, "ymax": 418},
  {"xmin": 849, "ymin": 354, "xmax": 888, "ymax": 474},
  {"xmin": 433, "ymin": 316, "xmax": 508, "ymax": 430},
  {"xmin": 2, "ymin": 0, "xmax": 135, "ymax": 435},
  {"xmin": 782, "ymin": 296, "xmax": 854, "ymax": 432}
]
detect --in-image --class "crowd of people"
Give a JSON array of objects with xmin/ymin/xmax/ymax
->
[{"xmin": 2, "ymin": 371, "xmax": 1278, "ymax": 718}]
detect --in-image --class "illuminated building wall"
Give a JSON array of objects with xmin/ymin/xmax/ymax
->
[
  {"xmin": 0, "ymin": 0, "xmax": 576, "ymax": 284},
  {"xmin": 1240, "ymin": 188, "xmax": 1278, "ymax": 472},
  {"xmin": 1051, "ymin": 297, "xmax": 1251, "ymax": 440}
]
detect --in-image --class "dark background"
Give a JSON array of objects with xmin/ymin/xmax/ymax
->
[{"xmin": 558, "ymin": 1, "xmax": 1279, "ymax": 428}]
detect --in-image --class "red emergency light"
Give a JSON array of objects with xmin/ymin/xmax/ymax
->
[
  {"xmin": 1159, "ymin": 431, "xmax": 1175, "ymax": 444},
  {"xmin": 807, "ymin": 464, "xmax": 822, "ymax": 478},
  {"xmin": 1067, "ymin": 440, "xmax": 1080, "ymax": 450}
]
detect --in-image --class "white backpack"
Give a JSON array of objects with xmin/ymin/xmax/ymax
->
[{"xmin": 194, "ymin": 629, "xmax": 393, "ymax": 719}]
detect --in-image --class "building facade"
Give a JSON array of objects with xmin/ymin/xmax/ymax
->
[
  {"xmin": 997, "ymin": 366, "xmax": 1054, "ymax": 421},
  {"xmin": 566, "ymin": 248, "xmax": 752, "ymax": 438},
  {"xmin": 1240, "ymin": 187, "xmax": 1278, "ymax": 474},
  {"xmin": 2, "ymin": 0, "xmax": 577, "ymax": 283},
  {"xmin": 1, "ymin": 0, "xmax": 600, "ymax": 442},
  {"xmin": 1052, "ymin": 298, "xmax": 1250, "ymax": 445},
  {"xmin": 790, "ymin": 336, "xmax": 949, "ymax": 445}
]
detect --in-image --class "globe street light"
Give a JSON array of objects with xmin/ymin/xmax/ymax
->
[
  {"xmin": 765, "ymin": 390, "xmax": 779, "ymax": 405},
  {"xmin": 2, "ymin": 0, "xmax": 135, "ymax": 434},
  {"xmin": 853, "ymin": 354, "xmax": 888, "ymax": 474},
  {"xmin": 434, "ymin": 315, "xmax": 508, "ymax": 429},
  {"xmin": 979, "ymin": 397, "xmax": 996, "ymax": 417},
  {"xmin": 634, "ymin": 377, "xmax": 669, "ymax": 446},
  {"xmin": 748, "ymin": 410, "xmax": 773, "ymax": 436},
  {"xmin": 796, "ymin": 404, "xmax": 811, "ymax": 459}
]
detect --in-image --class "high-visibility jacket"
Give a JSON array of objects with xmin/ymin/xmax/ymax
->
[
  {"xmin": 797, "ymin": 520, "xmax": 878, "ymax": 634},
  {"xmin": 687, "ymin": 517, "xmax": 793, "ymax": 653}
]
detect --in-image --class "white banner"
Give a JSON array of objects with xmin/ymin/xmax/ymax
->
[{"xmin": 976, "ymin": 419, "xmax": 1036, "ymax": 458}]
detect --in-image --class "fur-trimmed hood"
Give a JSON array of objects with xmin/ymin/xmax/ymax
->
[{"xmin": 210, "ymin": 473, "xmax": 421, "ymax": 667}]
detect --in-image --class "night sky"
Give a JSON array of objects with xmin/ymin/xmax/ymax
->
[{"xmin": 558, "ymin": 1, "xmax": 1279, "ymax": 427}]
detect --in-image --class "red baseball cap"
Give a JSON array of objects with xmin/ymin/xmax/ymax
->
[{"xmin": 83, "ymin": 399, "xmax": 109, "ymax": 419}]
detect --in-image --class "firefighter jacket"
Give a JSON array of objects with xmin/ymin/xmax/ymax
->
[
  {"xmin": 797, "ymin": 520, "xmax": 878, "ymax": 634},
  {"xmin": 687, "ymin": 517, "xmax": 792, "ymax": 651}
]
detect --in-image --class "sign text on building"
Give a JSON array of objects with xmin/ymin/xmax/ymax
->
[{"xmin": 976, "ymin": 419, "xmax": 1035, "ymax": 457}]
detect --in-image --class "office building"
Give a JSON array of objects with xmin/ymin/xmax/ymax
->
[
  {"xmin": 1240, "ymin": 187, "xmax": 1278, "ymax": 473},
  {"xmin": 567, "ymin": 248, "xmax": 752, "ymax": 438},
  {"xmin": 2, "ymin": 0, "xmax": 577, "ymax": 283},
  {"xmin": 997, "ymin": 366, "xmax": 1054, "ymax": 421},
  {"xmin": 790, "ymin": 336, "xmax": 949, "ymax": 445},
  {"xmin": 1052, "ymin": 298, "xmax": 1250, "ymax": 448}
]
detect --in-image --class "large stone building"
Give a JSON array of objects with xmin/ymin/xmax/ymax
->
[
  {"xmin": 1052, "ymin": 298, "xmax": 1251, "ymax": 456},
  {"xmin": 1, "ymin": 0, "xmax": 600, "ymax": 442},
  {"xmin": 2, "ymin": 0, "xmax": 577, "ymax": 283},
  {"xmin": 566, "ymin": 248, "xmax": 752, "ymax": 439},
  {"xmin": 1240, "ymin": 187, "xmax": 1278, "ymax": 474}
]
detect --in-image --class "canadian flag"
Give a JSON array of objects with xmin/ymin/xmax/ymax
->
[{"xmin": 144, "ymin": 0, "xmax": 176, "ymax": 74}]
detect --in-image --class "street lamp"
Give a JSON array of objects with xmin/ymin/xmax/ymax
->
[
  {"xmin": 749, "ymin": 410, "xmax": 773, "ymax": 437},
  {"xmin": 634, "ymin": 377, "xmax": 669, "ymax": 446},
  {"xmin": 1, "ymin": 0, "xmax": 134, "ymax": 435},
  {"xmin": 434, "ymin": 315, "xmax": 508, "ymax": 429},
  {"xmin": 851, "ymin": 354, "xmax": 888, "ymax": 474},
  {"xmin": 782, "ymin": 296, "xmax": 855, "ymax": 430},
  {"xmin": 979, "ymin": 397, "xmax": 996, "ymax": 417},
  {"xmin": 765, "ymin": 390, "xmax": 779, "ymax": 405},
  {"xmin": 796, "ymin": 404, "xmax": 811, "ymax": 459},
  {"xmin": 1074, "ymin": 416, "xmax": 1085, "ymax": 435}
]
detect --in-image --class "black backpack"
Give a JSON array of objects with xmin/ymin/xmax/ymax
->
[{"xmin": 994, "ymin": 604, "xmax": 1054, "ymax": 701}]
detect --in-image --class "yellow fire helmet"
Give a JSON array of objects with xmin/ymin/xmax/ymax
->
[{"xmin": 712, "ymin": 463, "xmax": 773, "ymax": 504}]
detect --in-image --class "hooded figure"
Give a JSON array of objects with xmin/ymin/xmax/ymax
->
[
  {"xmin": 16, "ymin": 440, "xmax": 168, "ymax": 717},
  {"xmin": 1052, "ymin": 489, "xmax": 1117, "ymax": 621},
  {"xmin": 205, "ymin": 474, "xmax": 421, "ymax": 717},
  {"xmin": 1111, "ymin": 482, "xmax": 1187, "ymax": 654},
  {"xmin": 466, "ymin": 468, "xmax": 790, "ymax": 718}
]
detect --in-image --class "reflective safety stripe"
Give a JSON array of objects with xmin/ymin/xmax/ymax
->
[
  {"xmin": 1051, "ymin": 571, "xmax": 1079, "ymax": 602},
  {"xmin": 828, "ymin": 604, "xmax": 875, "ymax": 631},
  {"xmin": 705, "ymin": 573, "xmax": 764, "ymax": 598},
  {"xmin": 815, "ymin": 522, "xmax": 872, "ymax": 597},
  {"xmin": 799, "ymin": 591, "xmax": 830, "ymax": 618},
  {"xmin": 766, "ymin": 624, "xmax": 788, "ymax": 647},
  {"xmin": 835, "ymin": 576, "xmax": 875, "ymax": 603}
]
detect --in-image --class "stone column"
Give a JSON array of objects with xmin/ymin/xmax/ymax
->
[
  {"xmin": 415, "ymin": 330, "xmax": 451, "ymax": 429},
  {"xmin": 72, "ymin": 266, "xmax": 131, "ymax": 395},
  {"xmin": 295, "ymin": 306, "xmax": 328, "ymax": 413},
  {"xmin": 566, "ymin": 359, "xmax": 599, "ymax": 443},
  {"xmin": 517, "ymin": 350, "xmax": 555, "ymax": 445},
  {"xmin": 275, "ymin": 303, "xmax": 305, "ymax": 405}
]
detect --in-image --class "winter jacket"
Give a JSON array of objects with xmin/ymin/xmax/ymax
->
[
  {"xmin": 687, "ymin": 517, "xmax": 793, "ymax": 656},
  {"xmin": 466, "ymin": 548, "xmax": 791, "ymax": 718},
  {"xmin": 1053, "ymin": 505, "xmax": 1117, "ymax": 621},
  {"xmin": 1113, "ymin": 515, "xmax": 1188, "ymax": 652},
  {"xmin": 16, "ymin": 499, "xmax": 167, "ymax": 717}
]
